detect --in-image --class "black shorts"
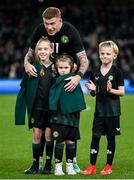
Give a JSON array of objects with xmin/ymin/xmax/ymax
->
[
  {"xmin": 31, "ymin": 109, "xmax": 51, "ymax": 129},
  {"xmin": 51, "ymin": 124, "xmax": 80, "ymax": 142},
  {"xmin": 92, "ymin": 116, "xmax": 120, "ymax": 137}
]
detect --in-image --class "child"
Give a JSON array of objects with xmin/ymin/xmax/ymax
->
[
  {"xmin": 81, "ymin": 41, "xmax": 125, "ymax": 175},
  {"xmin": 49, "ymin": 54, "xmax": 86, "ymax": 175},
  {"xmin": 15, "ymin": 37, "xmax": 54, "ymax": 174}
]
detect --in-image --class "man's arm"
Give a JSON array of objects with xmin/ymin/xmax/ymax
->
[
  {"xmin": 24, "ymin": 48, "xmax": 37, "ymax": 77},
  {"xmin": 24, "ymin": 48, "xmax": 34, "ymax": 65},
  {"xmin": 64, "ymin": 50, "xmax": 89, "ymax": 92},
  {"xmin": 76, "ymin": 50, "xmax": 89, "ymax": 77}
]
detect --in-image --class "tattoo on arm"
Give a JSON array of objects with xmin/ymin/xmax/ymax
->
[
  {"xmin": 77, "ymin": 50, "xmax": 89, "ymax": 74},
  {"xmin": 24, "ymin": 48, "xmax": 34, "ymax": 65}
]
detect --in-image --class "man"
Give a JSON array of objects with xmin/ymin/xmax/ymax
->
[
  {"xmin": 24, "ymin": 7, "xmax": 89, "ymax": 91},
  {"xmin": 24, "ymin": 7, "xmax": 89, "ymax": 174}
]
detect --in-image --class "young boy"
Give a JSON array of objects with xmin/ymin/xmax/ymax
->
[
  {"xmin": 81, "ymin": 41, "xmax": 125, "ymax": 175},
  {"xmin": 15, "ymin": 37, "xmax": 54, "ymax": 174},
  {"xmin": 49, "ymin": 54, "xmax": 86, "ymax": 175}
]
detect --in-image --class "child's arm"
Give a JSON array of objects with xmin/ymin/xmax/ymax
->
[
  {"xmin": 85, "ymin": 80, "xmax": 96, "ymax": 96},
  {"xmin": 107, "ymin": 80, "xmax": 125, "ymax": 96}
]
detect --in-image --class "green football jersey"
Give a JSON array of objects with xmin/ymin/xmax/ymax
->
[{"xmin": 90, "ymin": 65, "xmax": 124, "ymax": 117}]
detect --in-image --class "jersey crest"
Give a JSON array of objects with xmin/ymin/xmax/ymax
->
[
  {"xmin": 53, "ymin": 131, "xmax": 59, "ymax": 138},
  {"xmin": 61, "ymin": 35, "xmax": 69, "ymax": 44}
]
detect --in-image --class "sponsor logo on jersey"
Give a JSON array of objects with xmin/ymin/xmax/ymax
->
[
  {"xmin": 95, "ymin": 76, "xmax": 99, "ymax": 81},
  {"xmin": 61, "ymin": 35, "xmax": 69, "ymax": 43}
]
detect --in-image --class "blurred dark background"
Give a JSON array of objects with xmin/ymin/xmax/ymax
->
[{"xmin": 0, "ymin": 0, "xmax": 134, "ymax": 84}]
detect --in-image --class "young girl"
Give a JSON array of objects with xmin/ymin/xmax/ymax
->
[
  {"xmin": 15, "ymin": 37, "xmax": 54, "ymax": 174},
  {"xmin": 81, "ymin": 41, "xmax": 125, "ymax": 175},
  {"xmin": 49, "ymin": 54, "xmax": 86, "ymax": 175}
]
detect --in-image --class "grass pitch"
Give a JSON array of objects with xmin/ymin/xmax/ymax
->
[{"xmin": 0, "ymin": 94, "xmax": 134, "ymax": 179}]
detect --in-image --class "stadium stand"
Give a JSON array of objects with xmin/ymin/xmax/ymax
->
[{"xmin": 0, "ymin": 0, "xmax": 134, "ymax": 93}]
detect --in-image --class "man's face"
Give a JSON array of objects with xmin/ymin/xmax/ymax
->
[{"xmin": 43, "ymin": 17, "xmax": 62, "ymax": 36}]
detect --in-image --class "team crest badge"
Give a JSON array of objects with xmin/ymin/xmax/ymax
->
[
  {"xmin": 108, "ymin": 75, "xmax": 114, "ymax": 81},
  {"xmin": 53, "ymin": 131, "xmax": 59, "ymax": 138},
  {"xmin": 61, "ymin": 35, "xmax": 69, "ymax": 44}
]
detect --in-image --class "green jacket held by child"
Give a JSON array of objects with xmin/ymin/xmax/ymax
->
[
  {"xmin": 49, "ymin": 73, "xmax": 86, "ymax": 114},
  {"xmin": 15, "ymin": 61, "xmax": 42, "ymax": 129}
]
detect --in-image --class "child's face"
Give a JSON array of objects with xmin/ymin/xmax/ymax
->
[
  {"xmin": 37, "ymin": 41, "xmax": 52, "ymax": 63},
  {"xmin": 99, "ymin": 46, "xmax": 117, "ymax": 65},
  {"xmin": 57, "ymin": 61, "xmax": 71, "ymax": 75}
]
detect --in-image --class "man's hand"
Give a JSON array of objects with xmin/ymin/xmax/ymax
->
[
  {"xmin": 64, "ymin": 75, "xmax": 81, "ymax": 92},
  {"xmin": 25, "ymin": 62, "xmax": 37, "ymax": 77}
]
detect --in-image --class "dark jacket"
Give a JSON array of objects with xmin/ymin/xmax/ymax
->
[
  {"xmin": 49, "ymin": 73, "xmax": 86, "ymax": 114},
  {"xmin": 15, "ymin": 61, "xmax": 42, "ymax": 129}
]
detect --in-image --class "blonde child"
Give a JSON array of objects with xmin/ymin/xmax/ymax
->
[
  {"xmin": 15, "ymin": 37, "xmax": 54, "ymax": 174},
  {"xmin": 82, "ymin": 41, "xmax": 125, "ymax": 175}
]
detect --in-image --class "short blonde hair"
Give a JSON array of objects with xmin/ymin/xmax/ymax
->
[
  {"xmin": 35, "ymin": 36, "xmax": 52, "ymax": 61},
  {"xmin": 99, "ymin": 40, "xmax": 119, "ymax": 56},
  {"xmin": 42, "ymin": 7, "xmax": 61, "ymax": 19}
]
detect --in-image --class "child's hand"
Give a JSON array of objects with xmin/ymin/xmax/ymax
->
[
  {"xmin": 85, "ymin": 80, "xmax": 96, "ymax": 91},
  {"xmin": 107, "ymin": 80, "xmax": 112, "ymax": 92}
]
